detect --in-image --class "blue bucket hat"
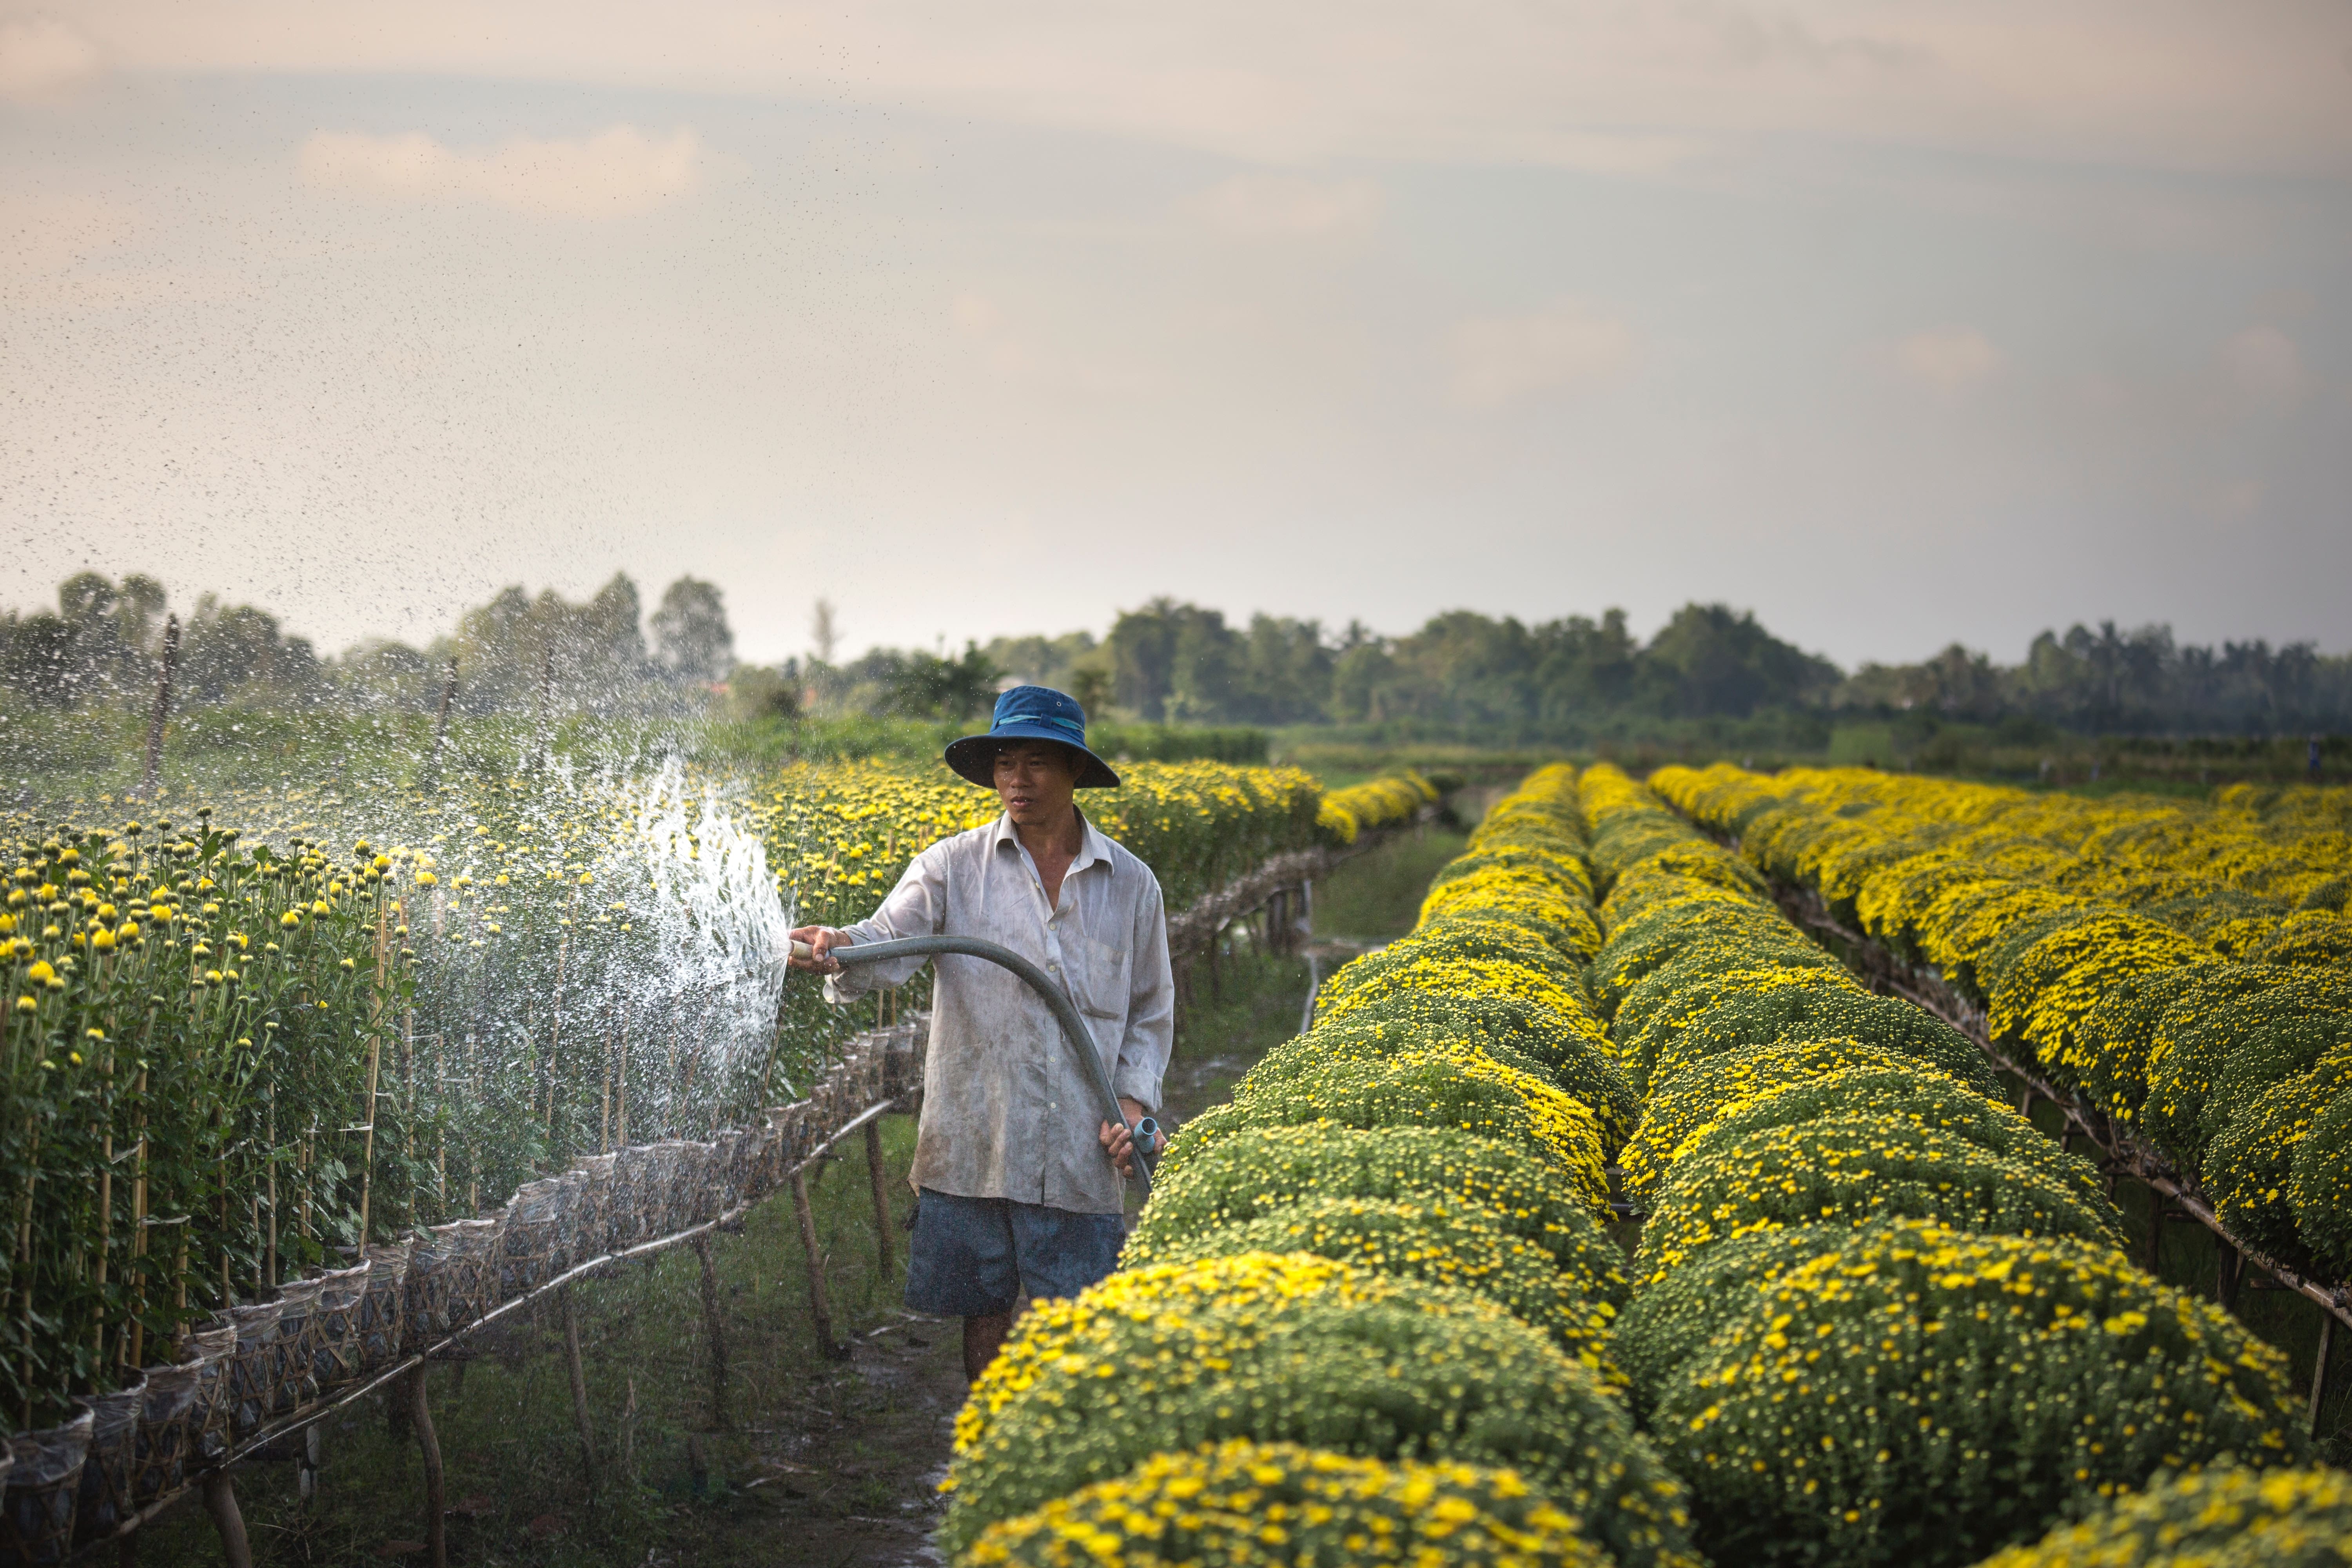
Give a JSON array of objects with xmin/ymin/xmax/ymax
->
[{"xmin": 944, "ymin": 685, "xmax": 1121, "ymax": 790}]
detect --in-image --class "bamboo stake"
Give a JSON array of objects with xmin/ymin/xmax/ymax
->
[
  {"xmin": 691, "ymin": 1234, "xmax": 729, "ymax": 1424},
  {"xmin": 559, "ymin": 1286, "xmax": 598, "ymax": 1488},
  {"xmin": 863, "ymin": 1119, "xmax": 893, "ymax": 1277},
  {"xmin": 140, "ymin": 617, "xmax": 180, "ymax": 802},
  {"xmin": 358, "ymin": 895, "xmax": 388, "ymax": 1245},
  {"xmin": 126, "ymin": 1066, "xmax": 149, "ymax": 1372},
  {"xmin": 788, "ymin": 1168, "xmax": 841, "ymax": 1359}
]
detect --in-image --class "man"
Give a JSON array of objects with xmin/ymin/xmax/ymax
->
[{"xmin": 786, "ymin": 684, "xmax": 1172, "ymax": 1381}]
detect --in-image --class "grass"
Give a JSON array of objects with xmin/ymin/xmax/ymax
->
[{"xmin": 1313, "ymin": 826, "xmax": 1471, "ymax": 942}]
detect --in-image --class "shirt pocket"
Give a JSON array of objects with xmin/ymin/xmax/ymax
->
[{"xmin": 1063, "ymin": 929, "xmax": 1132, "ymax": 1022}]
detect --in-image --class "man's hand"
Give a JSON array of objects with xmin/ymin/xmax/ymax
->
[
  {"xmin": 1099, "ymin": 1096, "xmax": 1163, "ymax": 1176},
  {"xmin": 787, "ymin": 925, "xmax": 848, "ymax": 974}
]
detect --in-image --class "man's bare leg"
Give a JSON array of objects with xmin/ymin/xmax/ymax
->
[
  {"xmin": 964, "ymin": 1309, "xmax": 1014, "ymax": 1382},
  {"xmin": 964, "ymin": 1300, "xmax": 1042, "ymax": 1382}
]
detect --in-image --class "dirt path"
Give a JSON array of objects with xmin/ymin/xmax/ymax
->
[{"xmin": 679, "ymin": 1313, "xmax": 965, "ymax": 1568}]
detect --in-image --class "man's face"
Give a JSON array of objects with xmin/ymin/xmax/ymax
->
[{"xmin": 993, "ymin": 740, "xmax": 1080, "ymax": 826}]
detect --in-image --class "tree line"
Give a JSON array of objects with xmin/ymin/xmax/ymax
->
[
  {"xmin": 0, "ymin": 572, "xmax": 737, "ymax": 716},
  {"xmin": 5, "ymin": 572, "xmax": 2345, "ymax": 740}
]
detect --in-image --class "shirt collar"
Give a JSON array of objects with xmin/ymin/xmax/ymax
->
[{"xmin": 991, "ymin": 809, "xmax": 1109, "ymax": 873}]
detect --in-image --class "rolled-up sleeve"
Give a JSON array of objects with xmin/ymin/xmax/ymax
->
[
  {"xmin": 822, "ymin": 844, "xmax": 948, "ymax": 1002},
  {"xmin": 1114, "ymin": 869, "xmax": 1174, "ymax": 1110}
]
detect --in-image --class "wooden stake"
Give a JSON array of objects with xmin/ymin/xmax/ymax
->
[
  {"xmin": 863, "ymin": 1120, "xmax": 894, "ymax": 1278},
  {"xmin": 140, "ymin": 615, "xmax": 180, "ymax": 801},
  {"xmin": 692, "ymin": 1234, "xmax": 730, "ymax": 1425},
  {"xmin": 408, "ymin": 1365, "xmax": 447, "ymax": 1568},
  {"xmin": 2311, "ymin": 1314, "xmax": 2337, "ymax": 1440},
  {"xmin": 560, "ymin": 1286, "xmax": 597, "ymax": 1489},
  {"xmin": 359, "ymin": 897, "xmax": 388, "ymax": 1244},
  {"xmin": 201, "ymin": 1470, "xmax": 253, "ymax": 1568},
  {"xmin": 788, "ymin": 1168, "xmax": 842, "ymax": 1359}
]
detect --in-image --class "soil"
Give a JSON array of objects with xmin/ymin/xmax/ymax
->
[{"xmin": 673, "ymin": 1311, "xmax": 965, "ymax": 1568}]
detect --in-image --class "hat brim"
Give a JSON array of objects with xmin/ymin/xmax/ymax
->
[{"xmin": 945, "ymin": 726, "xmax": 1121, "ymax": 790}]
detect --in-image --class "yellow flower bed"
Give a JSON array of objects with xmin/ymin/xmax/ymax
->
[{"xmin": 960, "ymin": 1439, "xmax": 1616, "ymax": 1568}]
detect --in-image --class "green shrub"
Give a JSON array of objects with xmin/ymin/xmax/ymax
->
[
  {"xmin": 2063, "ymin": 966, "xmax": 2205, "ymax": 1126},
  {"xmin": 2206, "ymin": 1043, "xmax": 2352, "ymax": 1262},
  {"xmin": 1322, "ymin": 918, "xmax": 1598, "ymax": 1016},
  {"xmin": 954, "ymin": 1439, "xmax": 1620, "ymax": 1568},
  {"xmin": 1673, "ymin": 1067, "xmax": 2117, "ymax": 1224},
  {"xmin": 1344, "ymin": 988, "xmax": 1627, "ymax": 1132},
  {"xmin": 1246, "ymin": 1016, "xmax": 1554, "ymax": 1093},
  {"xmin": 1138, "ymin": 1194, "xmax": 1624, "ymax": 1379},
  {"xmin": 1131, "ymin": 1124, "xmax": 1622, "ymax": 1290},
  {"xmin": 1590, "ymin": 896, "xmax": 1813, "ymax": 1019},
  {"xmin": 1621, "ymin": 1038, "xmax": 1926, "ymax": 1208},
  {"xmin": 1965, "ymin": 1463, "xmax": 2352, "ymax": 1568},
  {"xmin": 1650, "ymin": 1221, "xmax": 2308, "ymax": 1568},
  {"xmin": 942, "ymin": 1253, "xmax": 1700, "ymax": 1568},
  {"xmin": 2290, "ymin": 1082, "xmax": 2352, "ymax": 1278},
  {"xmin": 1609, "ymin": 1223, "xmax": 1853, "ymax": 1416},
  {"xmin": 2260, "ymin": 910, "xmax": 2352, "ymax": 968},
  {"xmin": 1638, "ymin": 982, "xmax": 2003, "ymax": 1102},
  {"xmin": 1596, "ymin": 846, "xmax": 1774, "ymax": 926},
  {"xmin": 2144, "ymin": 965, "xmax": 2352, "ymax": 1169},
  {"xmin": 1606, "ymin": 922, "xmax": 1842, "ymax": 1042},
  {"xmin": 1169, "ymin": 1046, "xmax": 1610, "ymax": 1214},
  {"xmin": 1427, "ymin": 843, "xmax": 1595, "ymax": 905},
  {"xmin": 1633, "ymin": 1114, "xmax": 2126, "ymax": 1285}
]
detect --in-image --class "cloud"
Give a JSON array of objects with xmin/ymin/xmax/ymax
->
[
  {"xmin": 0, "ymin": 15, "xmax": 101, "ymax": 98},
  {"xmin": 1187, "ymin": 174, "xmax": 1383, "ymax": 238},
  {"xmin": 2217, "ymin": 325, "xmax": 2306, "ymax": 408},
  {"xmin": 38, "ymin": 2, "xmax": 2352, "ymax": 178},
  {"xmin": 298, "ymin": 124, "xmax": 701, "ymax": 218},
  {"xmin": 1445, "ymin": 301, "xmax": 1637, "ymax": 407},
  {"xmin": 1890, "ymin": 327, "xmax": 2001, "ymax": 395}
]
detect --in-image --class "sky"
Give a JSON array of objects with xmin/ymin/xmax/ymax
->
[{"xmin": 2, "ymin": 2, "xmax": 2348, "ymax": 672}]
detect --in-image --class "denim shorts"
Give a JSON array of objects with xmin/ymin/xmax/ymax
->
[{"xmin": 903, "ymin": 1188, "xmax": 1127, "ymax": 1318}]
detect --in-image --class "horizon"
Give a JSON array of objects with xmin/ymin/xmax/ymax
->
[
  {"xmin": 5, "ymin": 567, "xmax": 2349, "ymax": 679},
  {"xmin": 5, "ymin": 4, "xmax": 2348, "ymax": 672}
]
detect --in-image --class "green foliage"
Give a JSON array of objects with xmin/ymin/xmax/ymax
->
[
  {"xmin": 1171, "ymin": 1043, "xmax": 1610, "ymax": 1214},
  {"xmin": 940, "ymin": 1255, "xmax": 1700, "ymax": 1568},
  {"xmin": 2143, "ymin": 964, "xmax": 2352, "ymax": 1168},
  {"xmin": 1650, "ymin": 1221, "xmax": 2308, "ymax": 1568},
  {"xmin": 1621, "ymin": 1038, "xmax": 1926, "ymax": 1208},
  {"xmin": 1969, "ymin": 1463, "xmax": 2352, "ymax": 1568},
  {"xmin": 1132, "ymin": 1124, "xmax": 1619, "ymax": 1287},
  {"xmin": 956, "ymin": 1439, "xmax": 1619, "ymax": 1568},
  {"xmin": 1138, "ymin": 1195, "xmax": 1625, "ymax": 1377},
  {"xmin": 2207, "ymin": 1044, "xmax": 2352, "ymax": 1261},
  {"xmin": 1633, "ymin": 977, "xmax": 2003, "ymax": 1102},
  {"xmin": 1609, "ymin": 1223, "xmax": 1854, "ymax": 1416},
  {"xmin": 1678, "ymin": 1067, "xmax": 2116, "ymax": 1221},
  {"xmin": 2290, "ymin": 1082, "xmax": 2352, "ymax": 1279},
  {"xmin": 1633, "ymin": 1114, "xmax": 2127, "ymax": 1285}
]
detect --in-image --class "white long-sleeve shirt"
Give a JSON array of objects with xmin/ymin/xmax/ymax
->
[{"xmin": 823, "ymin": 810, "xmax": 1174, "ymax": 1214}]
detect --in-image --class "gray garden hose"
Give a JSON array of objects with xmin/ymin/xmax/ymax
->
[{"xmin": 787, "ymin": 934, "xmax": 1158, "ymax": 1200}]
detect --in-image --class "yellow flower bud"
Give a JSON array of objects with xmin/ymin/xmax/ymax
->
[
  {"xmin": 415, "ymin": 871, "xmax": 437, "ymax": 888},
  {"xmin": 13, "ymin": 996, "xmax": 32, "ymax": 1013},
  {"xmin": 27, "ymin": 961, "xmax": 54, "ymax": 984},
  {"xmin": 281, "ymin": 911, "xmax": 302, "ymax": 929},
  {"xmin": 91, "ymin": 929, "xmax": 116, "ymax": 951}
]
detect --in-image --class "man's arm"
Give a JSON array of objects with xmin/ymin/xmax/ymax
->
[
  {"xmin": 798, "ymin": 843, "xmax": 948, "ymax": 1001},
  {"xmin": 1114, "ymin": 865, "xmax": 1174, "ymax": 1112}
]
